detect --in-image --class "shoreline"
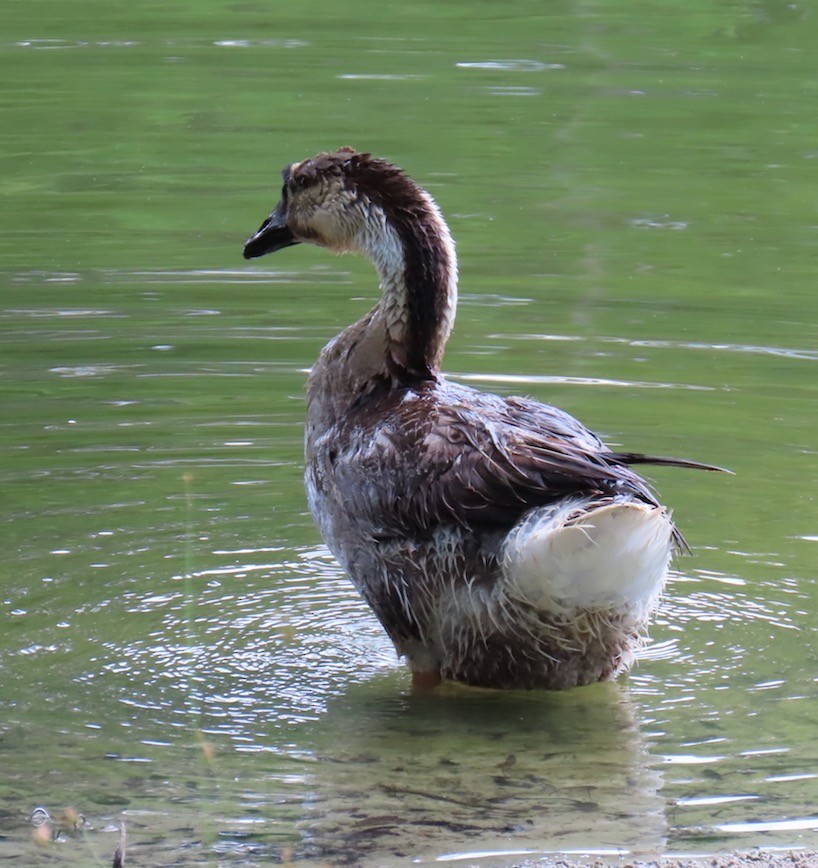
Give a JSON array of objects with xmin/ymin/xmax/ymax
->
[{"xmin": 524, "ymin": 852, "xmax": 817, "ymax": 867}]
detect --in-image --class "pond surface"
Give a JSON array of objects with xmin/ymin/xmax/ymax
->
[{"xmin": 1, "ymin": 1, "xmax": 817, "ymax": 865}]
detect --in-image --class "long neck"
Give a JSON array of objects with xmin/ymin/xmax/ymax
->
[{"xmin": 361, "ymin": 193, "xmax": 458, "ymax": 380}]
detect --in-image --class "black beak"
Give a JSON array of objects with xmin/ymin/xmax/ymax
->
[{"xmin": 243, "ymin": 203, "xmax": 300, "ymax": 259}]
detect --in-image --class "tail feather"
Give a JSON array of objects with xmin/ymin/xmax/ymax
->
[
  {"xmin": 503, "ymin": 497, "xmax": 674, "ymax": 624},
  {"xmin": 610, "ymin": 452, "xmax": 733, "ymax": 475}
]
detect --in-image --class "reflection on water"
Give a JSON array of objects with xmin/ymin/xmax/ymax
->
[{"xmin": 303, "ymin": 681, "xmax": 664, "ymax": 866}]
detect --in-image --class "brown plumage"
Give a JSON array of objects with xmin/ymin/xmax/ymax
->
[{"xmin": 243, "ymin": 148, "xmax": 726, "ymax": 689}]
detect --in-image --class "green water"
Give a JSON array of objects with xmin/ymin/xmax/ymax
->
[{"xmin": 2, "ymin": 1, "xmax": 817, "ymax": 864}]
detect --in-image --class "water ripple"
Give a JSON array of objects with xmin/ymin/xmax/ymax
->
[
  {"xmin": 213, "ymin": 39, "xmax": 307, "ymax": 49},
  {"xmin": 486, "ymin": 86, "xmax": 541, "ymax": 97},
  {"xmin": 8, "ymin": 37, "xmax": 307, "ymax": 50},
  {"xmin": 456, "ymin": 59, "xmax": 565, "ymax": 72},
  {"xmin": 496, "ymin": 332, "xmax": 818, "ymax": 362},
  {"xmin": 452, "ymin": 371, "xmax": 714, "ymax": 390},
  {"xmin": 338, "ymin": 73, "xmax": 425, "ymax": 81},
  {"xmin": 103, "ymin": 267, "xmax": 348, "ymax": 285},
  {"xmin": 12, "ymin": 38, "xmax": 137, "ymax": 50}
]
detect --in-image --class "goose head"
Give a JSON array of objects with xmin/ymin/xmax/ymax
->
[
  {"xmin": 244, "ymin": 148, "xmax": 360, "ymax": 258},
  {"xmin": 243, "ymin": 147, "xmax": 454, "ymax": 261},
  {"xmin": 243, "ymin": 147, "xmax": 458, "ymax": 375}
]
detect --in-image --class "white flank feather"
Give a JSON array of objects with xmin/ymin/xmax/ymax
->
[{"xmin": 502, "ymin": 497, "xmax": 674, "ymax": 622}]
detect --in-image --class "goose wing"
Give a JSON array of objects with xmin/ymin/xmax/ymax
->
[
  {"xmin": 348, "ymin": 384, "xmax": 723, "ymax": 544},
  {"xmin": 404, "ymin": 392, "xmax": 658, "ymax": 530}
]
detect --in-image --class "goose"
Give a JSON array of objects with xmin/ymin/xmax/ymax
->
[{"xmin": 243, "ymin": 147, "xmax": 724, "ymax": 689}]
